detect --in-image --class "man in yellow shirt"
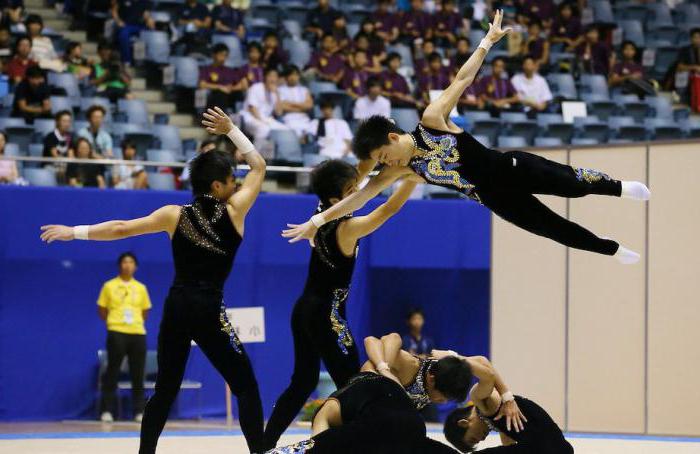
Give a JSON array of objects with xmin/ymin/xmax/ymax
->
[{"xmin": 97, "ymin": 252, "xmax": 152, "ymax": 423}]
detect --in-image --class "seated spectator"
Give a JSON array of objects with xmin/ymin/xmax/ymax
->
[
  {"xmin": 113, "ymin": 0, "xmax": 155, "ymax": 64},
  {"xmin": 521, "ymin": 0, "xmax": 554, "ymax": 28},
  {"xmin": 306, "ymin": 34, "xmax": 344, "ymax": 84},
  {"xmin": 177, "ymin": 0, "xmax": 211, "ymax": 55},
  {"xmin": 522, "ymin": 19, "xmax": 549, "ymax": 69},
  {"xmin": 330, "ymin": 13, "xmax": 350, "ymax": 53},
  {"xmin": 26, "ymin": 14, "xmax": 66, "ymax": 73},
  {"xmin": 306, "ymin": 99, "xmax": 353, "ymax": 159},
  {"xmin": 278, "ymin": 65, "xmax": 313, "ymax": 137},
  {"xmin": 401, "ymin": 0, "xmax": 434, "ymax": 42},
  {"xmin": 90, "ymin": 42, "xmax": 132, "ymax": 102},
  {"xmin": 343, "ymin": 49, "xmax": 372, "ymax": 100},
  {"xmin": 199, "ymin": 43, "xmax": 248, "ymax": 109},
  {"xmin": 212, "ymin": 0, "xmax": 246, "ymax": 39},
  {"xmin": 66, "ymin": 138, "xmax": 106, "ymax": 188},
  {"xmin": 241, "ymin": 41, "xmax": 264, "ymax": 85},
  {"xmin": 262, "ymin": 31, "xmax": 289, "ymax": 72},
  {"xmin": 43, "ymin": 110, "xmax": 74, "ymax": 162},
  {"xmin": 304, "ymin": 0, "xmax": 342, "ymax": 44},
  {"xmin": 458, "ymin": 83, "xmax": 484, "ymax": 112},
  {"xmin": 418, "ymin": 52, "xmax": 452, "ymax": 105},
  {"xmin": 5, "ymin": 35, "xmax": 36, "ymax": 85},
  {"xmin": 374, "ymin": 0, "xmax": 399, "ymax": 44},
  {"xmin": 550, "ymin": 2, "xmax": 583, "ymax": 51},
  {"xmin": 12, "ymin": 65, "xmax": 51, "ymax": 122},
  {"xmin": 77, "ymin": 105, "xmax": 114, "ymax": 158},
  {"xmin": 413, "ymin": 39, "xmax": 436, "ymax": 79},
  {"xmin": 401, "ymin": 308, "xmax": 435, "ymax": 359},
  {"xmin": 180, "ymin": 139, "xmax": 216, "ymax": 186},
  {"xmin": 353, "ymin": 77, "xmax": 391, "ymax": 120},
  {"xmin": 64, "ymin": 41, "xmax": 93, "ymax": 81},
  {"xmin": 352, "ymin": 33, "xmax": 383, "ymax": 73},
  {"xmin": 511, "ymin": 56, "xmax": 553, "ymax": 116},
  {"xmin": 1, "ymin": 1, "xmax": 23, "ymax": 28},
  {"xmin": 434, "ymin": 0, "xmax": 463, "ymax": 46},
  {"xmin": 609, "ymin": 41, "xmax": 656, "ymax": 98},
  {"xmin": 451, "ymin": 37, "xmax": 471, "ymax": 70},
  {"xmin": 112, "ymin": 140, "xmax": 148, "ymax": 189},
  {"xmin": 478, "ymin": 57, "xmax": 521, "ymax": 115},
  {"xmin": 576, "ymin": 25, "xmax": 611, "ymax": 76},
  {"xmin": 677, "ymin": 28, "xmax": 700, "ymax": 75},
  {"xmin": 0, "ymin": 131, "xmax": 22, "ymax": 185},
  {"xmin": 241, "ymin": 68, "xmax": 288, "ymax": 153},
  {"xmin": 358, "ymin": 18, "xmax": 386, "ymax": 59},
  {"xmin": 381, "ymin": 52, "xmax": 416, "ymax": 108},
  {"xmin": 0, "ymin": 26, "xmax": 12, "ymax": 67}
]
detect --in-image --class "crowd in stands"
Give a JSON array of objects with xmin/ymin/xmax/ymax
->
[{"xmin": 0, "ymin": 0, "xmax": 699, "ymax": 192}]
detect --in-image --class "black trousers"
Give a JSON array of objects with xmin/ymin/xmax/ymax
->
[
  {"xmin": 263, "ymin": 298, "xmax": 360, "ymax": 449},
  {"xmin": 478, "ymin": 151, "xmax": 622, "ymax": 256},
  {"xmin": 139, "ymin": 286, "xmax": 264, "ymax": 454},
  {"xmin": 100, "ymin": 330, "xmax": 146, "ymax": 417},
  {"xmin": 478, "ymin": 439, "xmax": 574, "ymax": 454}
]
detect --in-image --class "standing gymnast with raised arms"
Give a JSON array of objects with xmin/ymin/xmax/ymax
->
[{"xmin": 283, "ymin": 10, "xmax": 650, "ymax": 264}]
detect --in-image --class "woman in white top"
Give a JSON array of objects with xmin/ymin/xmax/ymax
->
[
  {"xmin": 26, "ymin": 15, "xmax": 66, "ymax": 73},
  {"xmin": 307, "ymin": 99, "xmax": 354, "ymax": 159},
  {"xmin": 278, "ymin": 65, "xmax": 313, "ymax": 137},
  {"xmin": 240, "ymin": 67, "xmax": 289, "ymax": 153}
]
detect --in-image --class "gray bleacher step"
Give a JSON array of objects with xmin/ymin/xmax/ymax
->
[
  {"xmin": 25, "ymin": 0, "xmax": 45, "ymax": 8},
  {"xmin": 44, "ymin": 18, "xmax": 71, "ymax": 31},
  {"xmin": 146, "ymin": 101, "xmax": 177, "ymax": 115},
  {"xmin": 154, "ymin": 113, "xmax": 196, "ymax": 128},
  {"xmin": 61, "ymin": 31, "xmax": 87, "ymax": 43},
  {"xmin": 179, "ymin": 126, "xmax": 209, "ymax": 141},
  {"xmin": 131, "ymin": 78, "xmax": 146, "ymax": 90},
  {"xmin": 27, "ymin": 7, "xmax": 62, "ymax": 20},
  {"xmin": 83, "ymin": 42, "xmax": 97, "ymax": 55},
  {"xmin": 133, "ymin": 90, "xmax": 163, "ymax": 102}
]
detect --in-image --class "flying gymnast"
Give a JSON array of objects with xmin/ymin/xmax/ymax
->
[
  {"xmin": 263, "ymin": 160, "xmax": 420, "ymax": 450},
  {"xmin": 283, "ymin": 10, "xmax": 650, "ymax": 264},
  {"xmin": 40, "ymin": 108, "xmax": 267, "ymax": 454}
]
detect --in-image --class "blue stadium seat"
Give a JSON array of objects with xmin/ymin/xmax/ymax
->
[
  {"xmin": 506, "ymin": 120, "xmax": 538, "ymax": 145},
  {"xmin": 547, "ymin": 73, "xmax": 577, "ymax": 100},
  {"xmin": 653, "ymin": 47, "xmax": 680, "ymax": 79},
  {"xmin": 171, "ymin": 56, "xmax": 199, "ymax": 88},
  {"xmin": 649, "ymin": 25, "xmax": 679, "ymax": 44},
  {"xmin": 580, "ymin": 92, "xmax": 610, "ymax": 103},
  {"xmin": 608, "ymin": 116, "xmax": 636, "ymax": 132},
  {"xmin": 146, "ymin": 149, "xmax": 177, "ymax": 163},
  {"xmin": 391, "ymin": 108, "xmax": 420, "ymax": 132},
  {"xmin": 499, "ymin": 112, "xmax": 528, "ymax": 123},
  {"xmin": 645, "ymin": 96, "xmax": 673, "ymax": 119},
  {"xmin": 471, "ymin": 119, "xmax": 501, "ymax": 146},
  {"xmin": 282, "ymin": 20, "xmax": 302, "ymax": 39},
  {"xmin": 32, "ymin": 118, "xmax": 55, "ymax": 142},
  {"xmin": 141, "ymin": 31, "xmax": 170, "ymax": 64},
  {"xmin": 575, "ymin": 116, "xmax": 610, "ymax": 142},
  {"xmin": 251, "ymin": 4, "xmax": 280, "ymax": 24},
  {"xmin": 463, "ymin": 111, "xmax": 492, "ymax": 127},
  {"xmin": 537, "ymin": 113, "xmax": 573, "ymax": 144},
  {"xmin": 28, "ymin": 143, "xmax": 43, "ymax": 157},
  {"xmin": 303, "ymin": 153, "xmax": 328, "ymax": 167},
  {"xmin": 270, "ymin": 129, "xmax": 302, "ymax": 163},
  {"xmin": 497, "ymin": 136, "xmax": 527, "ymax": 149},
  {"xmin": 50, "ymin": 96, "xmax": 74, "ymax": 115},
  {"xmin": 588, "ymin": 100, "xmax": 616, "ymax": 121},
  {"xmin": 621, "ymin": 4, "xmax": 648, "ymax": 22},
  {"xmin": 24, "ymin": 168, "xmax": 57, "ymax": 186},
  {"xmin": 152, "ymin": 125, "xmax": 183, "ymax": 156},
  {"xmin": 674, "ymin": 4, "xmax": 700, "ymax": 27},
  {"xmin": 147, "ymin": 172, "xmax": 176, "ymax": 191},
  {"xmin": 4, "ymin": 142, "xmax": 22, "ymax": 156},
  {"xmin": 47, "ymin": 73, "xmax": 80, "ymax": 103},
  {"xmin": 571, "ymin": 138, "xmax": 598, "ymax": 146},
  {"xmin": 580, "ymin": 74, "xmax": 609, "ymax": 98},
  {"xmin": 620, "ymin": 20, "xmax": 645, "ymax": 47},
  {"xmin": 386, "ymin": 44, "xmax": 413, "ymax": 68},
  {"xmin": 534, "ymin": 137, "xmax": 563, "ymax": 147},
  {"xmin": 616, "ymin": 125, "xmax": 647, "ymax": 142},
  {"xmin": 212, "ymin": 35, "xmax": 244, "ymax": 67},
  {"xmin": 647, "ymin": 3, "xmax": 673, "ymax": 26},
  {"xmin": 309, "ymin": 81, "xmax": 339, "ymax": 97},
  {"xmin": 592, "ymin": 1, "xmax": 615, "ymax": 23},
  {"xmin": 118, "ymin": 99, "xmax": 150, "ymax": 125},
  {"xmin": 0, "ymin": 118, "xmax": 33, "ymax": 149},
  {"xmin": 619, "ymin": 100, "xmax": 648, "ymax": 123},
  {"xmin": 680, "ymin": 118, "xmax": 700, "ymax": 138},
  {"xmin": 283, "ymin": 38, "xmax": 312, "ymax": 68},
  {"xmin": 472, "ymin": 134, "xmax": 491, "ymax": 148},
  {"xmin": 287, "ymin": 4, "xmax": 311, "ymax": 24},
  {"xmin": 645, "ymin": 118, "xmax": 682, "ymax": 140}
]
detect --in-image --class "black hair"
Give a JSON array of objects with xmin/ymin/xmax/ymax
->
[
  {"xmin": 97, "ymin": 40, "xmax": 113, "ymax": 52},
  {"xmin": 422, "ymin": 39, "xmax": 435, "ymax": 48},
  {"xmin": 74, "ymin": 137, "xmax": 92, "ymax": 155},
  {"xmin": 284, "ymin": 64, "xmax": 300, "ymax": 77},
  {"xmin": 263, "ymin": 30, "xmax": 278, "ymax": 40},
  {"xmin": 25, "ymin": 14, "xmax": 43, "ymax": 27},
  {"xmin": 14, "ymin": 35, "xmax": 30, "ymax": 52},
  {"xmin": 529, "ymin": 18, "xmax": 542, "ymax": 28},
  {"xmin": 406, "ymin": 307, "xmax": 424, "ymax": 320},
  {"xmin": 522, "ymin": 54, "xmax": 536, "ymax": 64},
  {"xmin": 386, "ymin": 52, "xmax": 401, "ymax": 63},
  {"xmin": 190, "ymin": 149, "xmax": 236, "ymax": 196},
  {"xmin": 319, "ymin": 98, "xmax": 335, "ymax": 109},
  {"xmin": 310, "ymin": 159, "xmax": 359, "ymax": 209},
  {"xmin": 366, "ymin": 76, "xmax": 381, "ymax": 90},
  {"xmin": 585, "ymin": 24, "xmax": 599, "ymax": 34},
  {"xmin": 118, "ymin": 251, "xmax": 138, "ymax": 266},
  {"xmin": 199, "ymin": 138, "xmax": 216, "ymax": 151},
  {"xmin": 26, "ymin": 65, "xmax": 44, "ymax": 79},
  {"xmin": 322, "ymin": 33, "xmax": 336, "ymax": 42},
  {"xmin": 65, "ymin": 41, "xmax": 81, "ymax": 55},
  {"xmin": 491, "ymin": 56, "xmax": 506, "ymax": 66},
  {"xmin": 428, "ymin": 51, "xmax": 442, "ymax": 63},
  {"xmin": 264, "ymin": 66, "xmax": 278, "ymax": 78},
  {"xmin": 212, "ymin": 43, "xmax": 230, "ymax": 54},
  {"xmin": 352, "ymin": 115, "xmax": 405, "ymax": 160},
  {"xmin": 248, "ymin": 41, "xmax": 262, "ymax": 53},
  {"xmin": 121, "ymin": 139, "xmax": 136, "ymax": 150},
  {"xmin": 690, "ymin": 28, "xmax": 700, "ymax": 37},
  {"xmin": 457, "ymin": 36, "xmax": 470, "ymax": 45},
  {"xmin": 54, "ymin": 109, "xmax": 71, "ymax": 122},
  {"xmin": 86, "ymin": 104, "xmax": 106, "ymax": 119},
  {"xmin": 430, "ymin": 356, "xmax": 473, "ymax": 402},
  {"xmin": 444, "ymin": 406, "xmax": 474, "ymax": 452}
]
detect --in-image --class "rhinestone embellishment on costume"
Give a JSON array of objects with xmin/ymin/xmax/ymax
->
[
  {"xmin": 329, "ymin": 288, "xmax": 354, "ymax": 355},
  {"xmin": 265, "ymin": 439, "xmax": 315, "ymax": 453},
  {"xmin": 574, "ymin": 167, "xmax": 611, "ymax": 184},
  {"xmin": 219, "ymin": 303, "xmax": 243, "ymax": 354},
  {"xmin": 177, "ymin": 200, "xmax": 227, "ymax": 255},
  {"xmin": 405, "ymin": 358, "xmax": 437, "ymax": 410}
]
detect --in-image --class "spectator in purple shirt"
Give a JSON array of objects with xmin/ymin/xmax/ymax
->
[
  {"xmin": 521, "ymin": 0, "xmax": 555, "ymax": 28},
  {"xmin": 576, "ymin": 25, "xmax": 612, "ymax": 76},
  {"xmin": 177, "ymin": 0, "xmax": 212, "ymax": 55},
  {"xmin": 359, "ymin": 18, "xmax": 387, "ymax": 59},
  {"xmin": 401, "ymin": 0, "xmax": 434, "ymax": 42},
  {"xmin": 306, "ymin": 34, "xmax": 345, "ymax": 85},
  {"xmin": 381, "ymin": 52, "xmax": 416, "ymax": 108},
  {"xmin": 413, "ymin": 39, "xmax": 436, "ymax": 79},
  {"xmin": 262, "ymin": 31, "xmax": 289, "ymax": 72},
  {"xmin": 418, "ymin": 51, "xmax": 452, "ymax": 105},
  {"xmin": 374, "ymin": 0, "xmax": 400, "ymax": 43},
  {"xmin": 609, "ymin": 41, "xmax": 656, "ymax": 98},
  {"xmin": 330, "ymin": 13, "xmax": 351, "ymax": 54},
  {"xmin": 342, "ymin": 49, "xmax": 372, "ymax": 100},
  {"xmin": 305, "ymin": 0, "xmax": 342, "ymax": 44},
  {"xmin": 212, "ymin": 0, "xmax": 246, "ymax": 40},
  {"xmin": 550, "ymin": 2, "xmax": 583, "ymax": 51},
  {"xmin": 352, "ymin": 33, "xmax": 383, "ymax": 74},
  {"xmin": 241, "ymin": 42, "xmax": 265, "ymax": 85},
  {"xmin": 451, "ymin": 36, "xmax": 472, "ymax": 70},
  {"xmin": 479, "ymin": 57, "xmax": 521, "ymax": 115},
  {"xmin": 434, "ymin": 0, "xmax": 463, "ymax": 46},
  {"xmin": 521, "ymin": 19, "xmax": 549, "ymax": 69},
  {"xmin": 199, "ymin": 43, "xmax": 248, "ymax": 109},
  {"xmin": 458, "ymin": 81, "xmax": 484, "ymax": 112}
]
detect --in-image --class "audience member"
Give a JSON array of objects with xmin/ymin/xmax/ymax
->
[
  {"xmin": 26, "ymin": 14, "xmax": 66, "ymax": 72},
  {"xmin": 112, "ymin": 140, "xmax": 148, "ymax": 189},
  {"xmin": 609, "ymin": 40, "xmax": 656, "ymax": 98},
  {"xmin": 434, "ymin": 0, "xmax": 463, "ymax": 45},
  {"xmin": 91, "ymin": 42, "xmax": 132, "ymax": 102},
  {"xmin": 180, "ymin": 138, "xmax": 216, "ymax": 185},
  {"xmin": 677, "ymin": 28, "xmax": 700, "ymax": 75},
  {"xmin": 521, "ymin": 0, "xmax": 555, "ymax": 27},
  {"xmin": 353, "ymin": 77, "xmax": 391, "ymax": 120},
  {"xmin": 304, "ymin": 0, "xmax": 342, "ymax": 44},
  {"xmin": 241, "ymin": 41, "xmax": 264, "ymax": 85},
  {"xmin": 401, "ymin": 0, "xmax": 434, "ymax": 42},
  {"xmin": 479, "ymin": 57, "xmax": 521, "ymax": 115},
  {"xmin": 0, "ymin": 26, "xmax": 12, "ymax": 66},
  {"xmin": 0, "ymin": 131, "xmax": 21, "ymax": 185},
  {"xmin": 66, "ymin": 138, "xmax": 106, "ymax": 188},
  {"xmin": 358, "ymin": 18, "xmax": 386, "ymax": 58},
  {"xmin": 511, "ymin": 56, "xmax": 553, "ymax": 116},
  {"xmin": 576, "ymin": 25, "xmax": 611, "ymax": 76},
  {"xmin": 64, "ymin": 41, "xmax": 93, "ymax": 81},
  {"xmin": 352, "ymin": 33, "xmax": 383, "ymax": 73},
  {"xmin": 343, "ymin": 49, "xmax": 372, "ymax": 100},
  {"xmin": 177, "ymin": 0, "xmax": 211, "ymax": 55},
  {"xmin": 550, "ymin": 2, "xmax": 583, "ymax": 51},
  {"xmin": 12, "ymin": 65, "xmax": 51, "ymax": 122},
  {"xmin": 42, "ymin": 109, "xmax": 74, "ymax": 162},
  {"xmin": 522, "ymin": 19, "xmax": 549, "ymax": 69},
  {"xmin": 5, "ymin": 35, "xmax": 36, "ymax": 85},
  {"xmin": 458, "ymin": 83, "xmax": 484, "ymax": 112},
  {"xmin": 198, "ymin": 43, "xmax": 248, "ymax": 109},
  {"xmin": 278, "ymin": 65, "xmax": 313, "ymax": 137},
  {"xmin": 451, "ymin": 36, "xmax": 471, "ymax": 70},
  {"xmin": 262, "ymin": 31, "xmax": 289, "ymax": 72},
  {"xmin": 241, "ymin": 67, "xmax": 287, "ymax": 152},
  {"xmin": 77, "ymin": 105, "xmax": 114, "ymax": 158},
  {"xmin": 306, "ymin": 34, "xmax": 344, "ymax": 84},
  {"xmin": 307, "ymin": 99, "xmax": 353, "ymax": 159},
  {"xmin": 418, "ymin": 51, "xmax": 452, "ymax": 105},
  {"xmin": 374, "ymin": 0, "xmax": 400, "ymax": 44},
  {"xmin": 330, "ymin": 13, "xmax": 350, "ymax": 53},
  {"xmin": 413, "ymin": 39, "xmax": 436, "ymax": 79},
  {"xmin": 212, "ymin": 0, "xmax": 246, "ymax": 39},
  {"xmin": 97, "ymin": 252, "xmax": 152, "ymax": 423},
  {"xmin": 112, "ymin": 0, "xmax": 155, "ymax": 64},
  {"xmin": 381, "ymin": 52, "xmax": 416, "ymax": 108},
  {"xmin": 401, "ymin": 308, "xmax": 435, "ymax": 358},
  {"xmin": 1, "ymin": 0, "xmax": 23, "ymax": 28}
]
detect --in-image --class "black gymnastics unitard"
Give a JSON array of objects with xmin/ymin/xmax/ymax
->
[
  {"xmin": 263, "ymin": 214, "xmax": 361, "ymax": 449},
  {"xmin": 139, "ymin": 195, "xmax": 264, "ymax": 454},
  {"xmin": 409, "ymin": 124, "xmax": 622, "ymax": 256}
]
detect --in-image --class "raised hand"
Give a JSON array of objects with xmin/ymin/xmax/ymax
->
[
  {"xmin": 485, "ymin": 9, "xmax": 512, "ymax": 44},
  {"xmin": 40, "ymin": 225, "xmax": 74, "ymax": 243},
  {"xmin": 202, "ymin": 106, "xmax": 234, "ymax": 136},
  {"xmin": 281, "ymin": 221, "xmax": 318, "ymax": 247}
]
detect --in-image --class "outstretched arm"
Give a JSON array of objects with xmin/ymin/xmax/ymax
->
[
  {"xmin": 422, "ymin": 10, "xmax": 510, "ymax": 130},
  {"xmin": 40, "ymin": 205, "xmax": 181, "ymax": 243}
]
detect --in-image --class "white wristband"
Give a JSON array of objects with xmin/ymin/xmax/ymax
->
[
  {"xmin": 73, "ymin": 225, "xmax": 89, "ymax": 240},
  {"xmin": 310, "ymin": 213, "xmax": 326, "ymax": 229},
  {"xmin": 501, "ymin": 391, "xmax": 515, "ymax": 402},
  {"xmin": 226, "ymin": 127, "xmax": 255, "ymax": 155},
  {"xmin": 376, "ymin": 362, "xmax": 390, "ymax": 372},
  {"xmin": 446, "ymin": 350, "xmax": 459, "ymax": 357},
  {"xmin": 478, "ymin": 38, "xmax": 494, "ymax": 52}
]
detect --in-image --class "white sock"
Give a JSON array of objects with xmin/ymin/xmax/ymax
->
[
  {"xmin": 621, "ymin": 181, "xmax": 651, "ymax": 201},
  {"xmin": 614, "ymin": 245, "xmax": 640, "ymax": 264}
]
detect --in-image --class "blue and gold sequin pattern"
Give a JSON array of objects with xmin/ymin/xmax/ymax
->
[
  {"xmin": 410, "ymin": 125, "xmax": 479, "ymax": 201},
  {"xmin": 314, "ymin": 214, "xmax": 354, "ymax": 270},
  {"xmin": 574, "ymin": 167, "xmax": 611, "ymax": 184},
  {"xmin": 219, "ymin": 303, "xmax": 243, "ymax": 354},
  {"xmin": 404, "ymin": 357, "xmax": 437, "ymax": 410},
  {"xmin": 264, "ymin": 439, "xmax": 315, "ymax": 453},
  {"xmin": 329, "ymin": 288, "xmax": 354, "ymax": 355}
]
